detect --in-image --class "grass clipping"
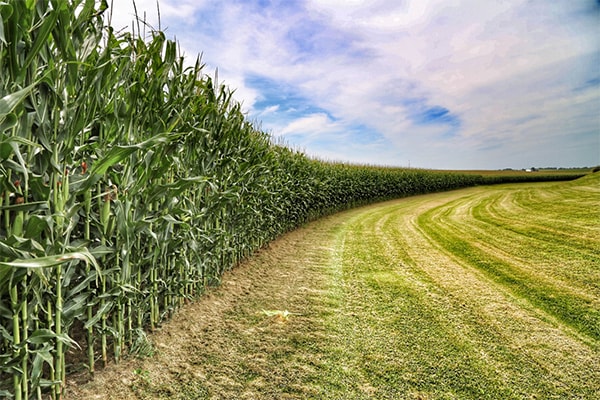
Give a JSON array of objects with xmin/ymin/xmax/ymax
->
[{"xmin": 261, "ymin": 309, "xmax": 297, "ymax": 323}]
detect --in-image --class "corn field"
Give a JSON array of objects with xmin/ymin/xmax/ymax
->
[{"xmin": 0, "ymin": 1, "xmax": 585, "ymax": 399}]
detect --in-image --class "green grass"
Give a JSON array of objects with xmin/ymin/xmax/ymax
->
[
  {"xmin": 417, "ymin": 176, "xmax": 600, "ymax": 344},
  {"xmin": 305, "ymin": 176, "xmax": 599, "ymax": 399}
]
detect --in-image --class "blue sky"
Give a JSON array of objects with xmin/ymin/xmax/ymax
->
[{"xmin": 110, "ymin": 0, "xmax": 600, "ymax": 169}]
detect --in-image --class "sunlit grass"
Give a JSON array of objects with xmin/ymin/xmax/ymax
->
[{"xmin": 313, "ymin": 176, "xmax": 599, "ymax": 398}]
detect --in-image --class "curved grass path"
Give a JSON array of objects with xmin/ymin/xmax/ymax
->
[{"xmin": 68, "ymin": 175, "xmax": 600, "ymax": 399}]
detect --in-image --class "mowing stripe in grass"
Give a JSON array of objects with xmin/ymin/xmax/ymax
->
[
  {"xmin": 317, "ymin": 189, "xmax": 599, "ymax": 398},
  {"xmin": 416, "ymin": 181, "xmax": 600, "ymax": 345}
]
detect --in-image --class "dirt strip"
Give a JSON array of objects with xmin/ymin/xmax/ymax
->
[{"xmin": 65, "ymin": 214, "xmax": 345, "ymax": 399}]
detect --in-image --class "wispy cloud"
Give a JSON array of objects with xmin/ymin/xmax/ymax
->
[{"xmin": 109, "ymin": 0, "xmax": 600, "ymax": 169}]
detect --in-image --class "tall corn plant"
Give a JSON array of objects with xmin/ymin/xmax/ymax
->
[
  {"xmin": 0, "ymin": 1, "xmax": 109, "ymax": 398},
  {"xmin": 0, "ymin": 0, "xmax": 182, "ymax": 396}
]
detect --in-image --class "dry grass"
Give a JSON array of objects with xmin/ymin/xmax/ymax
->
[{"xmin": 65, "ymin": 221, "xmax": 337, "ymax": 399}]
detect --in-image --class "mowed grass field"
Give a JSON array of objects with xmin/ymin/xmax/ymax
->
[{"xmin": 68, "ymin": 174, "xmax": 600, "ymax": 399}]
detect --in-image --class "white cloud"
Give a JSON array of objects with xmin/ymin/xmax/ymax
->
[
  {"xmin": 108, "ymin": 0, "xmax": 204, "ymax": 32},
  {"xmin": 107, "ymin": 0, "xmax": 600, "ymax": 169},
  {"xmin": 259, "ymin": 105, "xmax": 280, "ymax": 116},
  {"xmin": 278, "ymin": 113, "xmax": 340, "ymax": 137}
]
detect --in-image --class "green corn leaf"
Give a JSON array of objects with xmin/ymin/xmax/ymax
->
[
  {"xmin": 83, "ymin": 299, "xmax": 113, "ymax": 330},
  {"xmin": 26, "ymin": 329, "xmax": 59, "ymax": 345},
  {"xmin": 79, "ymin": 132, "xmax": 186, "ymax": 192},
  {"xmin": 0, "ymin": 131, "xmax": 40, "ymax": 148},
  {"xmin": 0, "ymin": 141, "xmax": 10, "ymax": 159},
  {"xmin": 88, "ymin": 145, "xmax": 139, "ymax": 176},
  {"xmin": 0, "ymin": 3, "xmax": 13, "ymax": 45},
  {"xmin": 62, "ymin": 292, "xmax": 89, "ymax": 320},
  {"xmin": 0, "ymin": 240, "xmax": 30, "ymax": 259},
  {"xmin": 25, "ymin": 329, "xmax": 79, "ymax": 348},
  {"xmin": 73, "ymin": 0, "xmax": 96, "ymax": 28},
  {"xmin": 24, "ymin": 214, "xmax": 51, "ymax": 239},
  {"xmin": 88, "ymin": 245, "xmax": 114, "ymax": 258},
  {"xmin": 0, "ymin": 323, "xmax": 13, "ymax": 341},
  {"xmin": 146, "ymin": 176, "xmax": 212, "ymax": 203},
  {"xmin": 0, "ymin": 84, "xmax": 36, "ymax": 121},
  {"xmin": 0, "ymin": 112, "xmax": 17, "ymax": 132},
  {"xmin": 0, "ymin": 302, "xmax": 11, "ymax": 320},
  {"xmin": 19, "ymin": 4, "xmax": 61, "ymax": 79},
  {"xmin": 0, "ymin": 249, "xmax": 98, "ymax": 270},
  {"xmin": 30, "ymin": 345, "xmax": 54, "ymax": 387},
  {"xmin": 0, "ymin": 200, "xmax": 47, "ymax": 213},
  {"xmin": 65, "ymin": 271, "xmax": 97, "ymax": 298}
]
